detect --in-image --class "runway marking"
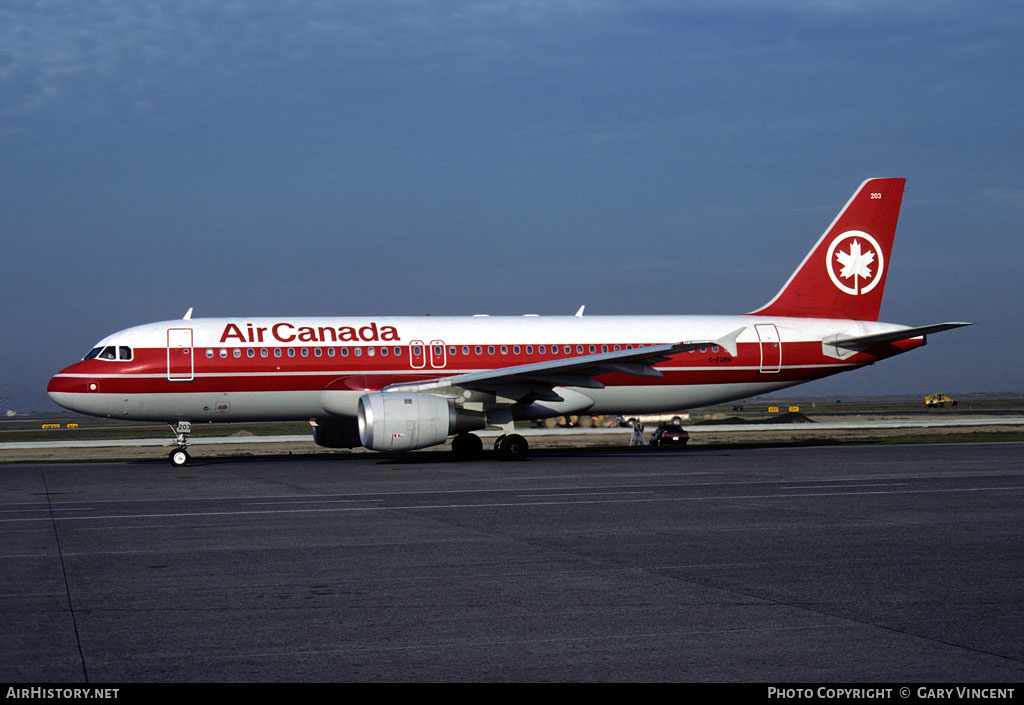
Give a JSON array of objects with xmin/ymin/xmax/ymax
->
[
  {"xmin": 0, "ymin": 507, "xmax": 95, "ymax": 514},
  {"xmin": 1, "ymin": 484, "xmax": 1022, "ymax": 523},
  {"xmin": 786, "ymin": 483, "xmax": 909, "ymax": 490},
  {"xmin": 518, "ymin": 491, "xmax": 656, "ymax": 498},
  {"xmin": 243, "ymin": 499, "xmax": 385, "ymax": 506}
]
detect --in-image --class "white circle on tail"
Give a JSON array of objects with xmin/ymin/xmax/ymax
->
[{"xmin": 826, "ymin": 230, "xmax": 884, "ymax": 296}]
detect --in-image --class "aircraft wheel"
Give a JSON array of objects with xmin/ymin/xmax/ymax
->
[
  {"xmin": 498, "ymin": 433, "xmax": 528, "ymax": 461},
  {"xmin": 452, "ymin": 433, "xmax": 483, "ymax": 460},
  {"xmin": 169, "ymin": 449, "xmax": 190, "ymax": 467}
]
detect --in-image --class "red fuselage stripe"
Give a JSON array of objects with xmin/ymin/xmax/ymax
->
[{"xmin": 48, "ymin": 339, "xmax": 922, "ymax": 395}]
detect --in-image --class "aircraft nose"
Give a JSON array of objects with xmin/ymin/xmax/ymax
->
[{"xmin": 47, "ymin": 365, "xmax": 96, "ymax": 412}]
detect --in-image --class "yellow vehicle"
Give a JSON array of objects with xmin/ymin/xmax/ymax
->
[{"xmin": 925, "ymin": 393, "xmax": 957, "ymax": 408}]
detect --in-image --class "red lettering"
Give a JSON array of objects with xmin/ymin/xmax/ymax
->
[
  {"xmin": 220, "ymin": 323, "xmax": 245, "ymax": 343},
  {"xmin": 257, "ymin": 321, "xmax": 398, "ymax": 344},
  {"xmin": 359, "ymin": 322, "xmax": 379, "ymax": 341},
  {"xmin": 272, "ymin": 322, "xmax": 295, "ymax": 342}
]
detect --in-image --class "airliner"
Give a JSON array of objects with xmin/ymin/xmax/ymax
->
[{"xmin": 48, "ymin": 178, "xmax": 970, "ymax": 465}]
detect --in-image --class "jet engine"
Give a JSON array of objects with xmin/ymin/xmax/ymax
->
[{"xmin": 357, "ymin": 392, "xmax": 485, "ymax": 452}]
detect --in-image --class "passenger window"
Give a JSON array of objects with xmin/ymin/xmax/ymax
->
[
  {"xmin": 287, "ymin": 348, "xmax": 296, "ymax": 357},
  {"xmin": 354, "ymin": 348, "xmax": 362, "ymax": 357},
  {"xmin": 261, "ymin": 348, "xmax": 268, "ymax": 358},
  {"xmin": 274, "ymin": 348, "xmax": 282, "ymax": 357},
  {"xmin": 246, "ymin": 348, "xmax": 255, "ymax": 358},
  {"xmin": 233, "ymin": 348, "xmax": 241, "ymax": 358},
  {"xmin": 314, "ymin": 348, "xmax": 322, "ymax": 357},
  {"xmin": 301, "ymin": 348, "xmax": 309, "ymax": 357},
  {"xmin": 220, "ymin": 349, "xmax": 228, "ymax": 358},
  {"xmin": 206, "ymin": 349, "xmax": 214, "ymax": 359}
]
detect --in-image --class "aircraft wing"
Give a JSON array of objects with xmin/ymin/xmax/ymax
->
[{"xmin": 384, "ymin": 327, "xmax": 746, "ymax": 405}]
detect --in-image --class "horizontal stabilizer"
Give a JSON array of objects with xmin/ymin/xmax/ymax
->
[{"xmin": 823, "ymin": 322, "xmax": 972, "ymax": 359}]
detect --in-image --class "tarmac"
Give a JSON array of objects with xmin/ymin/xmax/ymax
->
[{"xmin": 3, "ymin": 442, "xmax": 1023, "ymax": 682}]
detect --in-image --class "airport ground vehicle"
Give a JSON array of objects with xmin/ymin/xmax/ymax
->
[
  {"xmin": 649, "ymin": 424, "xmax": 689, "ymax": 447},
  {"xmin": 925, "ymin": 393, "xmax": 958, "ymax": 408}
]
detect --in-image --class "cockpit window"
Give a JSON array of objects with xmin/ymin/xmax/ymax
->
[{"xmin": 85, "ymin": 345, "xmax": 132, "ymax": 361}]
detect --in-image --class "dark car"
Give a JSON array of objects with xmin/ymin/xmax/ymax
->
[{"xmin": 649, "ymin": 423, "xmax": 689, "ymax": 448}]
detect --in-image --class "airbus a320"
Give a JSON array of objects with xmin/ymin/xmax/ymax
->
[{"xmin": 47, "ymin": 178, "xmax": 970, "ymax": 465}]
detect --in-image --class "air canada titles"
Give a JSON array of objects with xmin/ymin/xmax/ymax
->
[{"xmin": 219, "ymin": 322, "xmax": 401, "ymax": 345}]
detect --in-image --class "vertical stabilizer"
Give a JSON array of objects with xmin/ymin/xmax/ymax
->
[{"xmin": 750, "ymin": 178, "xmax": 905, "ymax": 321}]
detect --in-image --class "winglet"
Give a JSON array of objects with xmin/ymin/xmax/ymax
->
[
  {"xmin": 183, "ymin": 307, "xmax": 193, "ymax": 321},
  {"xmin": 575, "ymin": 305, "xmax": 586, "ymax": 317}
]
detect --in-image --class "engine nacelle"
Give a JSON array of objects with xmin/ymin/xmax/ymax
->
[
  {"xmin": 357, "ymin": 392, "xmax": 485, "ymax": 452},
  {"xmin": 310, "ymin": 416, "xmax": 361, "ymax": 448}
]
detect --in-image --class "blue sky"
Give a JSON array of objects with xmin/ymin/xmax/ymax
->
[{"xmin": 2, "ymin": 1, "xmax": 1022, "ymax": 412}]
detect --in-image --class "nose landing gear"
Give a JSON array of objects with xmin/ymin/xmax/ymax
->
[{"xmin": 169, "ymin": 421, "xmax": 192, "ymax": 466}]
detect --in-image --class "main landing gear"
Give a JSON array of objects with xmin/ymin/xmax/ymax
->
[
  {"xmin": 168, "ymin": 421, "xmax": 192, "ymax": 467},
  {"xmin": 450, "ymin": 432, "xmax": 529, "ymax": 461},
  {"xmin": 493, "ymin": 433, "xmax": 529, "ymax": 462},
  {"xmin": 451, "ymin": 432, "xmax": 483, "ymax": 460}
]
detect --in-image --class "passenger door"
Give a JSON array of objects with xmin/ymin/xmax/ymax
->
[{"xmin": 167, "ymin": 328, "xmax": 194, "ymax": 381}]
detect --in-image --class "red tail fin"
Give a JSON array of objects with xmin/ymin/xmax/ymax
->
[{"xmin": 750, "ymin": 178, "xmax": 906, "ymax": 321}]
